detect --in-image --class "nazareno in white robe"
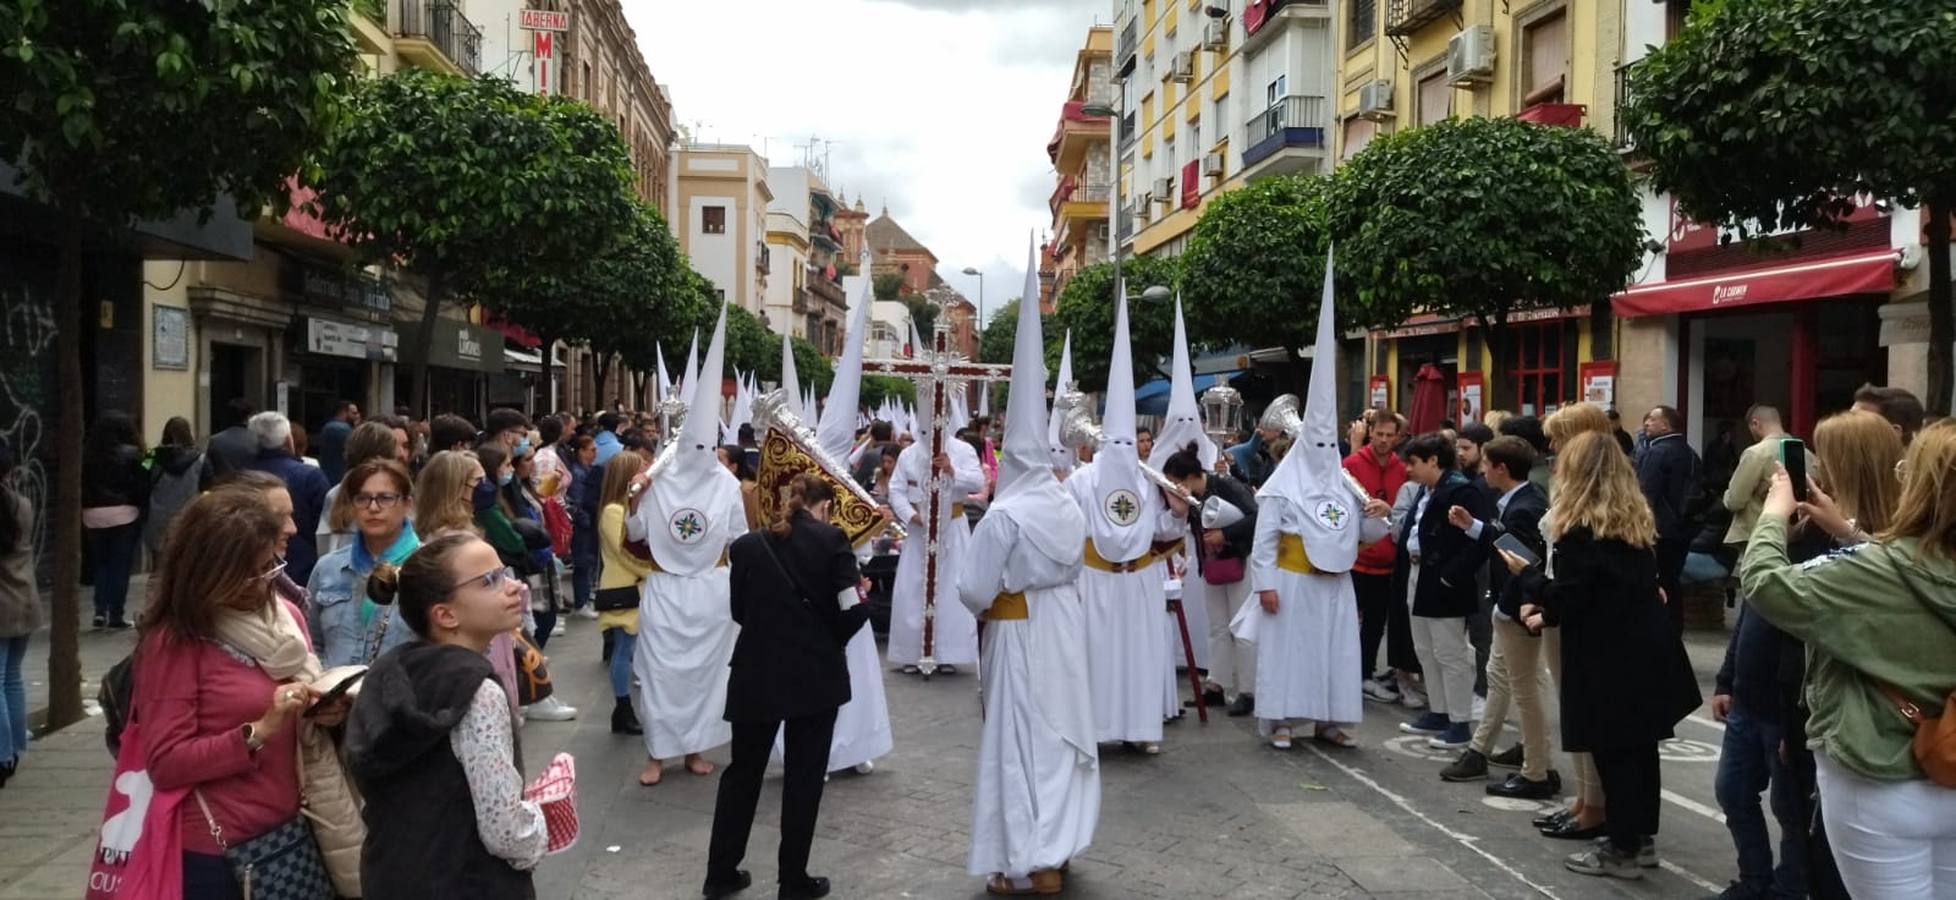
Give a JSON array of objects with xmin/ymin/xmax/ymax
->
[
  {"xmin": 1233, "ymin": 495, "xmax": 1389, "ymax": 730},
  {"xmin": 1065, "ymin": 461, "xmax": 1187, "ymax": 743},
  {"xmin": 628, "ymin": 475, "xmax": 747, "ymax": 760},
  {"xmin": 960, "ymin": 509, "xmax": 1098, "ymax": 879},
  {"xmin": 887, "ymin": 438, "xmax": 985, "ymax": 667}
]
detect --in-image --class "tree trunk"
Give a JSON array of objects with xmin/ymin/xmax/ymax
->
[
  {"xmin": 46, "ymin": 211, "xmax": 85, "ymax": 729},
  {"xmin": 411, "ymin": 267, "xmax": 445, "ymax": 417},
  {"xmin": 1926, "ymin": 208, "xmax": 1952, "ymax": 417},
  {"xmin": 592, "ymin": 351, "xmax": 613, "ymax": 410},
  {"xmin": 535, "ymin": 333, "xmax": 557, "ymax": 414},
  {"xmin": 1588, "ymin": 298, "xmax": 1614, "ymax": 365},
  {"xmin": 1483, "ymin": 313, "xmax": 1516, "ymax": 417}
]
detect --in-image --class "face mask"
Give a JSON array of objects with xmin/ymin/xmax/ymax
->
[
  {"xmin": 514, "ymin": 438, "xmax": 531, "ymax": 457},
  {"xmin": 472, "ymin": 480, "xmax": 499, "ymax": 513},
  {"xmin": 498, "ymin": 469, "xmax": 514, "ymax": 487}
]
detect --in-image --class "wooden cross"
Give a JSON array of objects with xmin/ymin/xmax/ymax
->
[{"xmin": 864, "ymin": 304, "xmax": 1010, "ymax": 677}]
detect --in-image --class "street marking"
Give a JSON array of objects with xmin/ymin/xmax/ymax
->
[
  {"xmin": 1382, "ymin": 734, "xmax": 1458, "ymax": 763},
  {"xmin": 1305, "ymin": 744, "xmax": 1569, "ymax": 900},
  {"xmin": 1661, "ymin": 788, "xmax": 1728, "ymax": 825},
  {"xmin": 1660, "ymin": 859, "xmax": 1724, "ymax": 893},
  {"xmin": 1481, "ymin": 796, "xmax": 1558, "ymax": 814},
  {"xmin": 1687, "ymin": 713, "xmax": 1727, "ymax": 732},
  {"xmin": 1658, "ymin": 738, "xmax": 1722, "ymax": 762}
]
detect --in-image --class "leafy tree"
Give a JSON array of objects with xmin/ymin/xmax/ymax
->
[
  {"xmin": 307, "ymin": 70, "xmax": 637, "ymax": 412},
  {"xmin": 0, "ymin": 0, "xmax": 353, "ymax": 727},
  {"xmin": 861, "ymin": 375, "xmax": 916, "ymax": 411},
  {"xmin": 978, "ymin": 299, "xmax": 1021, "ymax": 365},
  {"xmin": 1182, "ymin": 175, "xmax": 1368, "ymax": 367},
  {"xmin": 1326, "ymin": 116, "xmax": 1643, "ymax": 410},
  {"xmin": 1623, "ymin": 0, "xmax": 1956, "ymax": 414},
  {"xmin": 872, "ymin": 272, "xmax": 906, "ymax": 300},
  {"xmin": 902, "ymin": 294, "xmax": 938, "ymax": 340},
  {"xmin": 1049, "ymin": 255, "xmax": 1183, "ymax": 392}
]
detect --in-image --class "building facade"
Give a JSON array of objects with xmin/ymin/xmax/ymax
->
[
  {"xmin": 1046, "ymin": 25, "xmax": 1115, "ymax": 310},
  {"xmin": 671, "ymin": 144, "xmax": 773, "ymax": 318},
  {"xmin": 764, "ymin": 167, "xmax": 849, "ymax": 355}
]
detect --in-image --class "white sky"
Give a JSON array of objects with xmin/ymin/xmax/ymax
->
[{"xmin": 627, "ymin": 0, "xmax": 1109, "ymax": 326}]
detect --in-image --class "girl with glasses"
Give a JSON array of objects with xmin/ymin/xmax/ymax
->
[
  {"xmin": 306, "ymin": 459, "xmax": 418, "ymax": 668},
  {"xmin": 347, "ymin": 532, "xmax": 548, "ymax": 900}
]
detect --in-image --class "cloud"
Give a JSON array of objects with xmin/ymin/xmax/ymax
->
[{"xmin": 630, "ymin": 0, "xmax": 1100, "ymax": 329}]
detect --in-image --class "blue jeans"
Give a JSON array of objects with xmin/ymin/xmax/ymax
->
[
  {"xmin": 0, "ymin": 635, "xmax": 26, "ymax": 763},
  {"xmin": 533, "ymin": 608, "xmax": 558, "ymax": 651},
  {"xmin": 86, "ymin": 522, "xmax": 140, "ymax": 619},
  {"xmin": 1716, "ymin": 705, "xmax": 1807, "ymax": 897},
  {"xmin": 607, "ymin": 627, "xmax": 635, "ymax": 699}
]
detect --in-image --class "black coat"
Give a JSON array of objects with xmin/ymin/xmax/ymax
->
[
  {"xmin": 1470, "ymin": 481, "xmax": 1548, "ymax": 620},
  {"xmin": 724, "ymin": 513, "xmax": 869, "ymax": 723},
  {"xmin": 82, "ymin": 443, "xmax": 150, "ymax": 511},
  {"xmin": 1516, "ymin": 529, "xmax": 1701, "ymax": 751},
  {"xmin": 1392, "ymin": 472, "xmax": 1491, "ymax": 618},
  {"xmin": 1635, "ymin": 433, "xmax": 1700, "ymax": 541}
]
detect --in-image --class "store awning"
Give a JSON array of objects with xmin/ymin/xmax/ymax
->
[
  {"xmin": 1136, "ymin": 371, "xmax": 1241, "ymax": 416},
  {"xmin": 1614, "ymin": 248, "xmax": 1901, "ymax": 317}
]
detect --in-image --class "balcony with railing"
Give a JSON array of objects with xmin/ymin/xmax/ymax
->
[
  {"xmin": 1242, "ymin": 95, "xmax": 1328, "ymax": 170},
  {"xmin": 1117, "ymin": 18, "xmax": 1140, "ymax": 76},
  {"xmin": 395, "ymin": 0, "xmax": 481, "ymax": 75},
  {"xmin": 1614, "ymin": 62, "xmax": 1642, "ymax": 158},
  {"xmin": 1244, "ymin": 0, "xmax": 1331, "ymax": 48},
  {"xmin": 1048, "ymin": 100, "xmax": 1111, "ymax": 171},
  {"xmin": 1385, "ymin": 0, "xmax": 1461, "ymax": 36}
]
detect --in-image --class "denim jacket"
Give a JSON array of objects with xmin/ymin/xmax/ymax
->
[{"xmin": 305, "ymin": 529, "xmax": 419, "ymax": 668}]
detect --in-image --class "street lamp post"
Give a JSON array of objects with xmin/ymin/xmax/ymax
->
[{"xmin": 961, "ymin": 266, "xmax": 985, "ymax": 324}]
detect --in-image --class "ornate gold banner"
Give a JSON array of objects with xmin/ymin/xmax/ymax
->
[{"xmin": 755, "ymin": 427, "xmax": 890, "ymax": 548}]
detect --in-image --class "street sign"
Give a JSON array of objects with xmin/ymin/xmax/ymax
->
[
  {"xmin": 533, "ymin": 29, "xmax": 556, "ymax": 95},
  {"xmin": 520, "ymin": 9, "xmax": 569, "ymax": 31}
]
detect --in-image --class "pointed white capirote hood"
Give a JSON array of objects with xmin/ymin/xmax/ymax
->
[
  {"xmin": 1259, "ymin": 248, "xmax": 1360, "ymax": 572},
  {"xmin": 819, "ymin": 260, "xmax": 874, "ymax": 460},
  {"xmin": 655, "ymin": 343, "xmax": 672, "ymax": 403},
  {"xmin": 642, "ymin": 303, "xmax": 740, "ymax": 574},
  {"xmin": 779, "ymin": 331, "xmax": 802, "ymax": 421},
  {"xmin": 1084, "ymin": 282, "xmax": 1150, "ymax": 561},
  {"xmin": 679, "ymin": 328, "xmax": 700, "ymax": 400},
  {"xmin": 1048, "ymin": 330, "xmax": 1075, "ymax": 473},
  {"xmin": 992, "ymin": 233, "xmax": 1084, "ymax": 566},
  {"xmin": 1149, "ymin": 294, "xmax": 1217, "ymax": 470}
]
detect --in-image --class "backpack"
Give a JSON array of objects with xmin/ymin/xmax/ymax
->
[
  {"xmin": 99, "ymin": 653, "xmax": 135, "ymax": 757},
  {"xmin": 143, "ymin": 451, "xmax": 203, "ymax": 554}
]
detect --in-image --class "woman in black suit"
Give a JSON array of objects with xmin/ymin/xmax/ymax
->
[
  {"xmin": 1503, "ymin": 432, "xmax": 1700, "ymax": 881},
  {"xmin": 704, "ymin": 473, "xmax": 870, "ymax": 900}
]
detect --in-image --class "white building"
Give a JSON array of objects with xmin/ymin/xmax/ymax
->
[{"xmin": 670, "ymin": 145, "xmax": 772, "ymax": 317}]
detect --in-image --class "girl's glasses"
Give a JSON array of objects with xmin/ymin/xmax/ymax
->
[
  {"xmin": 251, "ymin": 559, "xmax": 288, "ymax": 583},
  {"xmin": 450, "ymin": 566, "xmax": 516, "ymax": 593},
  {"xmin": 353, "ymin": 492, "xmax": 403, "ymax": 510}
]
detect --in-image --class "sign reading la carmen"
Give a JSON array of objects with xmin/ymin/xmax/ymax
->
[{"xmin": 520, "ymin": 8, "xmax": 569, "ymax": 31}]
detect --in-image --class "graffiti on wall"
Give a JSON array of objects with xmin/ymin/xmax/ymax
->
[{"xmin": 0, "ymin": 272, "xmax": 57, "ymax": 584}]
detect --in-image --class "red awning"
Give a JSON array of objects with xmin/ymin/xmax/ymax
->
[{"xmin": 1614, "ymin": 248, "xmax": 1900, "ymax": 317}]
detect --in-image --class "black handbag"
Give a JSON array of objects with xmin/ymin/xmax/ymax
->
[
  {"xmin": 593, "ymin": 585, "xmax": 640, "ymax": 612},
  {"xmin": 193, "ymin": 791, "xmax": 334, "ymax": 900}
]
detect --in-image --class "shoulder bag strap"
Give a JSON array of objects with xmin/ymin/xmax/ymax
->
[
  {"xmin": 1874, "ymin": 679, "xmax": 1931, "ymax": 726},
  {"xmin": 755, "ymin": 531, "xmax": 816, "ymax": 610}
]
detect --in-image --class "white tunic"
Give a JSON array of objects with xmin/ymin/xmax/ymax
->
[
  {"xmin": 887, "ymin": 439, "xmax": 985, "ymax": 666},
  {"xmin": 1065, "ymin": 462, "xmax": 1187, "ymax": 743},
  {"xmin": 960, "ymin": 511, "xmax": 1098, "ymax": 879},
  {"xmin": 774, "ymin": 590, "xmax": 894, "ymax": 772},
  {"xmin": 629, "ymin": 479, "xmax": 747, "ymax": 760},
  {"xmin": 1240, "ymin": 496, "xmax": 1389, "ymax": 727}
]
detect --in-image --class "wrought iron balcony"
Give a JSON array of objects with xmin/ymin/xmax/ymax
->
[
  {"xmin": 1385, "ymin": 0, "xmax": 1461, "ymax": 37},
  {"xmin": 1614, "ymin": 62, "xmax": 1640, "ymax": 154},
  {"xmin": 396, "ymin": 0, "xmax": 481, "ymax": 75},
  {"xmin": 1117, "ymin": 18, "xmax": 1140, "ymax": 75}
]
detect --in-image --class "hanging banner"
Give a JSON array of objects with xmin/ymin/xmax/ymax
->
[{"xmin": 1457, "ymin": 371, "xmax": 1484, "ymax": 426}]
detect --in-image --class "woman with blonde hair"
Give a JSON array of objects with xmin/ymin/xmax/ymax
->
[
  {"xmin": 1503, "ymin": 432, "xmax": 1700, "ymax": 878},
  {"xmin": 596, "ymin": 453, "xmax": 653, "ymax": 740},
  {"xmin": 414, "ymin": 450, "xmax": 485, "ymax": 538},
  {"xmin": 1741, "ymin": 419, "xmax": 1956, "ymax": 900},
  {"xmin": 1543, "ymin": 403, "xmax": 1613, "ymax": 452}
]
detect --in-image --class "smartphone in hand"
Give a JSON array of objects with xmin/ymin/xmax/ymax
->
[
  {"xmin": 305, "ymin": 669, "xmax": 367, "ymax": 717},
  {"xmin": 1494, "ymin": 532, "xmax": 1540, "ymax": 569},
  {"xmin": 1780, "ymin": 437, "xmax": 1809, "ymax": 503}
]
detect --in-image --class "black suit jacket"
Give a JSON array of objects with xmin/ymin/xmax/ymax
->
[
  {"xmin": 1391, "ymin": 472, "xmax": 1492, "ymax": 618},
  {"xmin": 1471, "ymin": 481, "xmax": 1547, "ymax": 620},
  {"xmin": 724, "ymin": 513, "xmax": 869, "ymax": 723}
]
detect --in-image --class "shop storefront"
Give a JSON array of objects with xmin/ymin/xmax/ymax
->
[
  {"xmin": 395, "ymin": 316, "xmax": 506, "ymax": 420},
  {"xmin": 1613, "ymin": 197, "xmax": 1901, "ymax": 456},
  {"xmin": 284, "ymin": 259, "xmax": 396, "ymax": 432},
  {"xmin": 1370, "ymin": 308, "xmax": 1603, "ymax": 429}
]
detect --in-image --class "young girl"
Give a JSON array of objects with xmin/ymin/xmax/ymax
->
[{"xmin": 346, "ymin": 532, "xmax": 548, "ymax": 899}]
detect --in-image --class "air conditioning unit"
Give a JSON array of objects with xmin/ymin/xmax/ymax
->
[
  {"xmin": 1134, "ymin": 196, "xmax": 1153, "ymax": 221},
  {"xmin": 1153, "ymin": 176, "xmax": 1174, "ymax": 198},
  {"xmin": 1170, "ymin": 51, "xmax": 1196, "ymax": 82},
  {"xmin": 1202, "ymin": 18, "xmax": 1229, "ymax": 50},
  {"xmin": 1357, "ymin": 79, "xmax": 1395, "ymax": 120},
  {"xmin": 1446, "ymin": 25, "xmax": 1496, "ymax": 85},
  {"xmin": 1203, "ymin": 151, "xmax": 1225, "ymax": 177}
]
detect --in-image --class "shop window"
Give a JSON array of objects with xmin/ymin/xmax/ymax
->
[
  {"xmin": 1512, "ymin": 320, "xmax": 1567, "ymax": 417},
  {"xmin": 1522, "ymin": 9, "xmax": 1568, "ymax": 107},
  {"xmin": 702, "ymin": 205, "xmax": 727, "ymax": 235}
]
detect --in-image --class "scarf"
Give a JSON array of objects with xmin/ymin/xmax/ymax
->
[
  {"xmin": 352, "ymin": 528, "xmax": 421, "ymax": 626},
  {"xmin": 211, "ymin": 597, "xmax": 321, "ymax": 683}
]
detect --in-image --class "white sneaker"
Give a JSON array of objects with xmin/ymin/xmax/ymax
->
[
  {"xmin": 572, "ymin": 608, "xmax": 600, "ymax": 621},
  {"xmin": 854, "ymin": 761, "xmax": 875, "ymax": 775},
  {"xmin": 524, "ymin": 696, "xmax": 579, "ymax": 721},
  {"xmin": 1471, "ymin": 693, "xmax": 1486, "ymax": 723},
  {"xmin": 551, "ymin": 620, "xmax": 567, "ymax": 637},
  {"xmin": 1270, "ymin": 728, "xmax": 1293, "ymax": 750},
  {"xmin": 1362, "ymin": 680, "xmax": 1402, "ymax": 704}
]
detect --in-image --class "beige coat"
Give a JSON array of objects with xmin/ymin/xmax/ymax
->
[{"xmin": 0, "ymin": 496, "xmax": 40, "ymax": 639}]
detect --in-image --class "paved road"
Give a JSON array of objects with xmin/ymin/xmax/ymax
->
[{"xmin": 1, "ymin": 598, "xmax": 1748, "ymax": 899}]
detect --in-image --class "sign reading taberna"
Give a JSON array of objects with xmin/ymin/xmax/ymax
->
[{"xmin": 520, "ymin": 9, "xmax": 569, "ymax": 30}]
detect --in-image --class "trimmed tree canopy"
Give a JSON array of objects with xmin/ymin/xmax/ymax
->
[
  {"xmin": 1049, "ymin": 255, "xmax": 1181, "ymax": 393},
  {"xmin": 1181, "ymin": 174, "xmax": 1349, "ymax": 357},
  {"xmin": 1623, "ymin": 0, "xmax": 1956, "ymax": 412},
  {"xmin": 1326, "ymin": 116, "xmax": 1644, "ymax": 331}
]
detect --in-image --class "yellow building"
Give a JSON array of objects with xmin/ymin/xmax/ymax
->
[
  {"xmin": 1045, "ymin": 25, "xmax": 1114, "ymax": 311},
  {"xmin": 1334, "ymin": 0, "xmax": 1624, "ymax": 420}
]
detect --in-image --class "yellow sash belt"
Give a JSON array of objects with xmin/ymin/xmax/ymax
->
[
  {"xmin": 1277, "ymin": 533, "xmax": 1317, "ymax": 575},
  {"xmin": 647, "ymin": 550, "xmax": 730, "ymax": 575},
  {"xmin": 988, "ymin": 591, "xmax": 1028, "ymax": 620},
  {"xmin": 1081, "ymin": 539, "xmax": 1162, "ymax": 574}
]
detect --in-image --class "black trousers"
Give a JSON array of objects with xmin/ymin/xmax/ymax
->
[
  {"xmin": 1655, "ymin": 536, "xmax": 1689, "ymax": 636},
  {"xmin": 1353, "ymin": 571, "xmax": 1419, "ymax": 680},
  {"xmin": 707, "ymin": 710, "xmax": 838, "ymax": 883},
  {"xmin": 1468, "ymin": 590, "xmax": 1493, "ymax": 697},
  {"xmin": 1591, "ymin": 742, "xmax": 1662, "ymax": 855}
]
